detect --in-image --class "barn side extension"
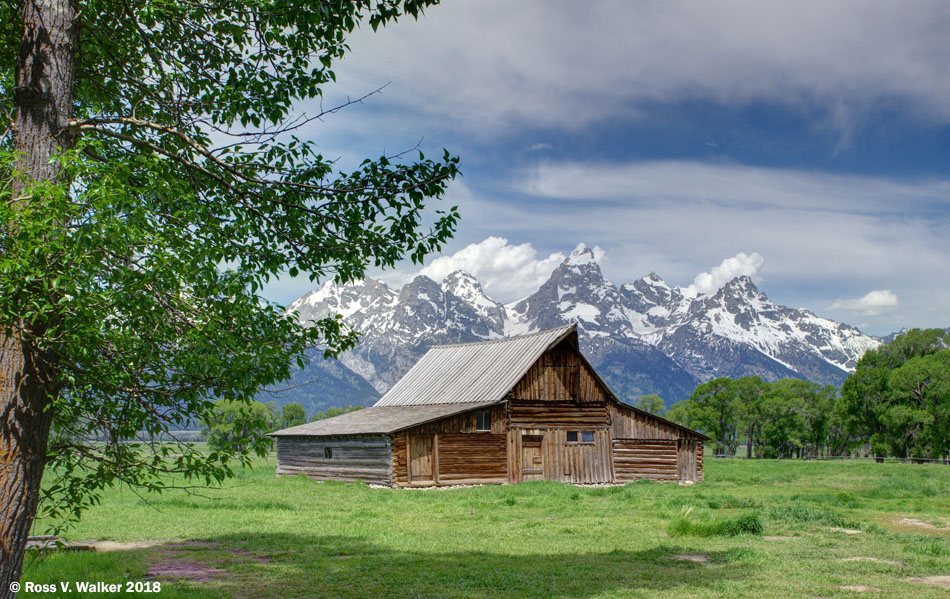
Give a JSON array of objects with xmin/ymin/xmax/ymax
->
[{"xmin": 271, "ymin": 325, "xmax": 709, "ymax": 486}]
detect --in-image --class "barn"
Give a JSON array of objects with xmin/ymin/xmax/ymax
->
[{"xmin": 271, "ymin": 324, "xmax": 708, "ymax": 486}]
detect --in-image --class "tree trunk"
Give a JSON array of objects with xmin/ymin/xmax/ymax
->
[
  {"xmin": 933, "ymin": 391, "xmax": 940, "ymax": 460},
  {"xmin": 718, "ymin": 415, "xmax": 724, "ymax": 455},
  {"xmin": 746, "ymin": 421, "xmax": 755, "ymax": 459},
  {"xmin": 1, "ymin": 0, "xmax": 76, "ymax": 594}
]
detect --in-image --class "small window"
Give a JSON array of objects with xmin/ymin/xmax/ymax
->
[
  {"xmin": 582, "ymin": 431, "xmax": 594, "ymax": 443},
  {"xmin": 567, "ymin": 431, "xmax": 594, "ymax": 443},
  {"xmin": 566, "ymin": 431, "xmax": 578, "ymax": 442},
  {"xmin": 475, "ymin": 410, "xmax": 491, "ymax": 431},
  {"xmin": 324, "ymin": 447, "xmax": 333, "ymax": 459}
]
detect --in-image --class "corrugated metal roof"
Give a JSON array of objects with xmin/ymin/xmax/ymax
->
[
  {"xmin": 269, "ymin": 402, "xmax": 499, "ymax": 436},
  {"xmin": 373, "ymin": 325, "xmax": 577, "ymax": 407}
]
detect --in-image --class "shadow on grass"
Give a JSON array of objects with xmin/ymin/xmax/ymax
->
[{"xmin": 152, "ymin": 533, "xmax": 754, "ymax": 599}]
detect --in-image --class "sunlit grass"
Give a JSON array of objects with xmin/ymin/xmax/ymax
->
[{"xmin": 23, "ymin": 458, "xmax": 950, "ymax": 598}]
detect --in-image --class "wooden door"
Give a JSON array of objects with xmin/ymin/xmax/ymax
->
[
  {"xmin": 677, "ymin": 440, "xmax": 697, "ymax": 482},
  {"xmin": 409, "ymin": 435, "xmax": 433, "ymax": 482},
  {"xmin": 521, "ymin": 435, "xmax": 544, "ymax": 481}
]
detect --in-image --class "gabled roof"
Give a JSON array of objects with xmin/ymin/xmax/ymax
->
[
  {"xmin": 270, "ymin": 402, "xmax": 499, "ymax": 436},
  {"xmin": 373, "ymin": 325, "xmax": 576, "ymax": 407}
]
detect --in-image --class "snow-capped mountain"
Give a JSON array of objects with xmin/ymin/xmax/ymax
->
[
  {"xmin": 287, "ymin": 244, "xmax": 881, "ymax": 403},
  {"xmin": 656, "ymin": 275, "xmax": 879, "ymax": 383},
  {"xmin": 288, "ymin": 271, "xmax": 506, "ymax": 392}
]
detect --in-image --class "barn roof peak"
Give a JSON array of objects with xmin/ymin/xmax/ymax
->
[{"xmin": 373, "ymin": 324, "xmax": 578, "ymax": 407}]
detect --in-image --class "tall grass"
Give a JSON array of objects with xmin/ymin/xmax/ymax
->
[
  {"xmin": 667, "ymin": 507, "xmax": 763, "ymax": 537},
  {"xmin": 764, "ymin": 504, "xmax": 859, "ymax": 529}
]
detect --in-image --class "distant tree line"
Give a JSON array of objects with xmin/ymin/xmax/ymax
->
[
  {"xmin": 661, "ymin": 329, "xmax": 949, "ymax": 461},
  {"xmin": 664, "ymin": 377, "xmax": 839, "ymax": 459},
  {"xmin": 202, "ymin": 401, "xmax": 363, "ymax": 452},
  {"xmin": 310, "ymin": 405, "xmax": 364, "ymax": 422}
]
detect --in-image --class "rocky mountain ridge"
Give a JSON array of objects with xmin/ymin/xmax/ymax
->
[{"xmin": 287, "ymin": 244, "xmax": 882, "ymax": 404}]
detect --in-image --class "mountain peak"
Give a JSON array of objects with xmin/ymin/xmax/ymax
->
[
  {"xmin": 442, "ymin": 270, "xmax": 492, "ymax": 303},
  {"xmin": 408, "ymin": 273, "xmax": 438, "ymax": 285},
  {"xmin": 443, "ymin": 270, "xmax": 479, "ymax": 285},
  {"xmin": 441, "ymin": 270, "xmax": 504, "ymax": 322},
  {"xmin": 286, "ymin": 276, "xmax": 395, "ymax": 324},
  {"xmin": 643, "ymin": 271, "xmax": 671, "ymax": 288},
  {"xmin": 402, "ymin": 274, "xmax": 441, "ymax": 296},
  {"xmin": 722, "ymin": 275, "xmax": 761, "ymax": 295},
  {"xmin": 297, "ymin": 276, "xmax": 387, "ymax": 306},
  {"xmin": 566, "ymin": 242, "xmax": 598, "ymax": 266}
]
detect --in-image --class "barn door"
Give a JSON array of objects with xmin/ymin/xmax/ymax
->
[
  {"xmin": 521, "ymin": 435, "xmax": 544, "ymax": 481},
  {"xmin": 409, "ymin": 435, "xmax": 433, "ymax": 482},
  {"xmin": 677, "ymin": 440, "xmax": 697, "ymax": 482}
]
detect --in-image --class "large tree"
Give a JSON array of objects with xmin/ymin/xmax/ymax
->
[
  {"xmin": 204, "ymin": 400, "xmax": 274, "ymax": 454},
  {"xmin": 840, "ymin": 329, "xmax": 949, "ymax": 457},
  {"xmin": 882, "ymin": 351, "xmax": 950, "ymax": 459},
  {"xmin": 734, "ymin": 376, "xmax": 765, "ymax": 459},
  {"xmin": 686, "ymin": 377, "xmax": 739, "ymax": 456},
  {"xmin": 279, "ymin": 402, "xmax": 307, "ymax": 429},
  {"xmin": 633, "ymin": 393, "xmax": 665, "ymax": 415},
  {"xmin": 0, "ymin": 0, "xmax": 458, "ymax": 590}
]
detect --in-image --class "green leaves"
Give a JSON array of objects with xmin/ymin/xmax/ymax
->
[
  {"xmin": 633, "ymin": 394, "xmax": 665, "ymax": 415},
  {"xmin": 881, "ymin": 351, "xmax": 950, "ymax": 458},
  {"xmin": 840, "ymin": 329, "xmax": 949, "ymax": 459},
  {"xmin": 668, "ymin": 376, "xmax": 842, "ymax": 459},
  {"xmin": 203, "ymin": 399, "xmax": 276, "ymax": 455},
  {"xmin": 279, "ymin": 402, "xmax": 307, "ymax": 429},
  {"xmin": 1, "ymin": 0, "xmax": 456, "ymax": 533}
]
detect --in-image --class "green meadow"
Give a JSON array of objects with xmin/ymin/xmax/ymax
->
[{"xmin": 23, "ymin": 459, "xmax": 950, "ymax": 598}]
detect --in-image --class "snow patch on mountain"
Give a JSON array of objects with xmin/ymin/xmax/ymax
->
[{"xmin": 288, "ymin": 244, "xmax": 881, "ymax": 401}]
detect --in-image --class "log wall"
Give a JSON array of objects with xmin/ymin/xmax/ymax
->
[
  {"xmin": 508, "ymin": 400, "xmax": 608, "ymax": 428},
  {"xmin": 393, "ymin": 404, "xmax": 509, "ymax": 487},
  {"xmin": 677, "ymin": 439, "xmax": 698, "ymax": 482},
  {"xmin": 393, "ymin": 431, "xmax": 508, "ymax": 487},
  {"xmin": 697, "ymin": 443, "xmax": 704, "ymax": 481},
  {"xmin": 507, "ymin": 427, "xmax": 613, "ymax": 484},
  {"xmin": 612, "ymin": 439, "xmax": 679, "ymax": 482},
  {"xmin": 436, "ymin": 433, "xmax": 507, "ymax": 484},
  {"xmin": 276, "ymin": 435, "xmax": 392, "ymax": 485},
  {"xmin": 393, "ymin": 432, "xmax": 408, "ymax": 485}
]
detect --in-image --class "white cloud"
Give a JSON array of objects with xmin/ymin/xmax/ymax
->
[
  {"xmin": 685, "ymin": 252, "xmax": 765, "ymax": 296},
  {"xmin": 592, "ymin": 245, "xmax": 608, "ymax": 263},
  {"xmin": 489, "ymin": 158, "xmax": 950, "ymax": 334},
  {"xmin": 324, "ymin": 1, "xmax": 950, "ymax": 135},
  {"xmin": 517, "ymin": 160, "xmax": 950, "ymax": 214},
  {"xmin": 829, "ymin": 290, "xmax": 900, "ymax": 316},
  {"xmin": 417, "ymin": 237, "xmax": 565, "ymax": 302}
]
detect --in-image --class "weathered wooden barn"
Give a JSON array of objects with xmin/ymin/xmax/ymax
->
[{"xmin": 271, "ymin": 325, "xmax": 707, "ymax": 486}]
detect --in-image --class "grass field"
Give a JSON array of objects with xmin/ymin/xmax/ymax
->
[{"xmin": 22, "ymin": 458, "xmax": 950, "ymax": 598}]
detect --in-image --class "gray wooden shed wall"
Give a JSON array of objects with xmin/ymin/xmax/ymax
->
[{"xmin": 275, "ymin": 435, "xmax": 393, "ymax": 485}]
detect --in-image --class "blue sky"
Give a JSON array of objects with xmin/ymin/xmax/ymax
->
[{"xmin": 263, "ymin": 1, "xmax": 950, "ymax": 336}]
